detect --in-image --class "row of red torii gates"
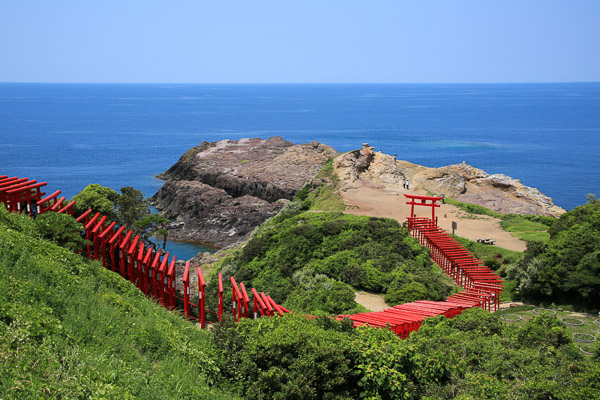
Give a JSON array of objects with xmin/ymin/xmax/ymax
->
[
  {"xmin": 0, "ymin": 174, "xmax": 290, "ymax": 328},
  {"xmin": 1, "ymin": 174, "xmax": 502, "ymax": 338},
  {"xmin": 336, "ymin": 194, "xmax": 503, "ymax": 338}
]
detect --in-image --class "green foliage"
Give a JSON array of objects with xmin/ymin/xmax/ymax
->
[
  {"xmin": 506, "ymin": 241, "xmax": 545, "ymax": 295},
  {"xmin": 212, "ymin": 314, "xmax": 359, "ymax": 399},
  {"xmin": 445, "ymin": 197, "xmax": 556, "ymax": 242},
  {"xmin": 510, "ymin": 201, "xmax": 600, "ymax": 309},
  {"xmin": 34, "ymin": 212, "xmax": 90, "ymax": 252},
  {"xmin": 483, "ymin": 258, "xmax": 501, "ymax": 270},
  {"xmin": 301, "ymin": 158, "xmax": 346, "ymax": 212},
  {"xmin": 135, "ymin": 213, "xmax": 170, "ymax": 248},
  {"xmin": 0, "ymin": 208, "xmax": 234, "ymax": 399},
  {"xmin": 70, "ymin": 184, "xmax": 171, "ymax": 250},
  {"xmin": 385, "ymin": 281, "xmax": 428, "ymax": 305},
  {"xmin": 211, "ymin": 307, "xmax": 600, "ymax": 399},
  {"xmin": 71, "ymin": 183, "xmax": 120, "ymax": 220},
  {"xmin": 2, "ymin": 204, "xmax": 598, "ymax": 399},
  {"xmin": 453, "ymin": 234, "xmax": 522, "ymax": 266},
  {"xmin": 514, "ymin": 314, "xmax": 571, "ymax": 349},
  {"xmin": 116, "ymin": 186, "xmax": 151, "ymax": 229},
  {"xmin": 293, "ymin": 183, "xmax": 311, "ymax": 202},
  {"xmin": 286, "ymin": 271, "xmax": 357, "ymax": 314},
  {"xmin": 0, "ymin": 203, "xmax": 37, "ymax": 233},
  {"xmin": 214, "ymin": 212, "xmax": 453, "ymax": 315}
]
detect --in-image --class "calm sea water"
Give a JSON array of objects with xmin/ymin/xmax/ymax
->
[{"xmin": 1, "ymin": 83, "xmax": 599, "ymax": 258}]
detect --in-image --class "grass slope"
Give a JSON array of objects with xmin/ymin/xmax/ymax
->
[
  {"xmin": 0, "ymin": 207, "xmax": 235, "ymax": 399},
  {"xmin": 445, "ymin": 197, "xmax": 555, "ymax": 243}
]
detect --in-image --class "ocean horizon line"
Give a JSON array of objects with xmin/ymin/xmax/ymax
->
[{"xmin": 1, "ymin": 81, "xmax": 599, "ymax": 85}]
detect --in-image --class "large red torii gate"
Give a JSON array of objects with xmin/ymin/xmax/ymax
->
[{"xmin": 404, "ymin": 194, "xmax": 443, "ymax": 222}]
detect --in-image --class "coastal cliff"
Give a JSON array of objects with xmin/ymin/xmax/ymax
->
[
  {"xmin": 153, "ymin": 136, "xmax": 338, "ymax": 247},
  {"xmin": 154, "ymin": 139, "xmax": 565, "ymax": 249},
  {"xmin": 334, "ymin": 148, "xmax": 566, "ymax": 217}
]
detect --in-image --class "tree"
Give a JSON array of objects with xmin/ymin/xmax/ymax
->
[
  {"xmin": 71, "ymin": 184, "xmax": 171, "ymax": 250},
  {"xmin": 134, "ymin": 214, "xmax": 170, "ymax": 251},
  {"xmin": 71, "ymin": 184, "xmax": 119, "ymax": 221},
  {"xmin": 116, "ymin": 186, "xmax": 150, "ymax": 229}
]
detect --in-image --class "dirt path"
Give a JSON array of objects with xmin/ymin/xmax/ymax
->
[
  {"xmin": 341, "ymin": 185, "xmax": 526, "ymax": 252},
  {"xmin": 354, "ymin": 291, "xmax": 390, "ymax": 312}
]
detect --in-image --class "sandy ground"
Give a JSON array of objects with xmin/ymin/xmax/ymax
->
[
  {"xmin": 341, "ymin": 185, "xmax": 526, "ymax": 252},
  {"xmin": 354, "ymin": 291, "xmax": 390, "ymax": 312}
]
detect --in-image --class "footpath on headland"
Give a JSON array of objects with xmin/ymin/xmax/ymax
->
[{"xmin": 342, "ymin": 185, "xmax": 527, "ymax": 252}]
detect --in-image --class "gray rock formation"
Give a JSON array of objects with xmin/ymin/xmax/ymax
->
[{"xmin": 153, "ymin": 137, "xmax": 338, "ymax": 247}]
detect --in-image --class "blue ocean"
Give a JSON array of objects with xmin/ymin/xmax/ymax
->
[{"xmin": 1, "ymin": 83, "xmax": 599, "ymax": 258}]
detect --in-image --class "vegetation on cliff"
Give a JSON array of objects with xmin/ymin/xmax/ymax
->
[
  {"xmin": 71, "ymin": 184, "xmax": 170, "ymax": 249},
  {"xmin": 295, "ymin": 158, "xmax": 346, "ymax": 212},
  {"xmin": 507, "ymin": 197, "xmax": 600, "ymax": 309},
  {"xmin": 0, "ymin": 206, "xmax": 231, "ymax": 399}
]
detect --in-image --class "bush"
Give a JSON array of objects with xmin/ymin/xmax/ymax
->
[
  {"xmin": 71, "ymin": 183, "xmax": 120, "ymax": 220},
  {"xmin": 484, "ymin": 258, "xmax": 501, "ymax": 270},
  {"xmin": 212, "ymin": 314, "xmax": 360, "ymax": 399},
  {"xmin": 34, "ymin": 212, "xmax": 90, "ymax": 252},
  {"xmin": 385, "ymin": 281, "xmax": 428, "ymax": 304}
]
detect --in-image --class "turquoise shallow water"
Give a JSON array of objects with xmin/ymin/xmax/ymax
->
[{"xmin": 2, "ymin": 82, "xmax": 599, "ymax": 258}]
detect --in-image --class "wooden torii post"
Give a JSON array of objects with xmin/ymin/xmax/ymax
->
[{"xmin": 404, "ymin": 194, "xmax": 443, "ymax": 227}]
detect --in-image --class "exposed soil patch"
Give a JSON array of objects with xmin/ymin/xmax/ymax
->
[{"xmin": 354, "ymin": 291, "xmax": 390, "ymax": 312}]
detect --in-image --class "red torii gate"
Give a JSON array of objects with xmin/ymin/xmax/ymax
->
[{"xmin": 404, "ymin": 194, "xmax": 443, "ymax": 223}]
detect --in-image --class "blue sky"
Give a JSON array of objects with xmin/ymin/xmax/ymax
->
[{"xmin": 1, "ymin": 1, "xmax": 599, "ymax": 83}]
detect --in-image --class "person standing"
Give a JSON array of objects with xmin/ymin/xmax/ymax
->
[{"xmin": 405, "ymin": 179, "xmax": 410, "ymax": 190}]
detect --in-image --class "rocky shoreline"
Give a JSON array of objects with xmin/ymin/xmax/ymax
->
[{"xmin": 153, "ymin": 138, "xmax": 565, "ymax": 249}]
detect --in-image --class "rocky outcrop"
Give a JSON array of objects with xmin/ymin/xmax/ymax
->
[
  {"xmin": 334, "ymin": 148, "xmax": 565, "ymax": 217},
  {"xmin": 153, "ymin": 137, "xmax": 338, "ymax": 247}
]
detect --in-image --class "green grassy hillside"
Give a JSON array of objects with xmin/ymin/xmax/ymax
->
[
  {"xmin": 1, "ymin": 204, "xmax": 599, "ymax": 399},
  {"xmin": 0, "ymin": 206, "xmax": 235, "ymax": 399}
]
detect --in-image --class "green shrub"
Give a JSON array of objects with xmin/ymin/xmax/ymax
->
[
  {"xmin": 34, "ymin": 211, "xmax": 90, "ymax": 252},
  {"xmin": 484, "ymin": 258, "xmax": 501, "ymax": 270},
  {"xmin": 71, "ymin": 183, "xmax": 120, "ymax": 220},
  {"xmin": 212, "ymin": 314, "xmax": 360, "ymax": 399}
]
